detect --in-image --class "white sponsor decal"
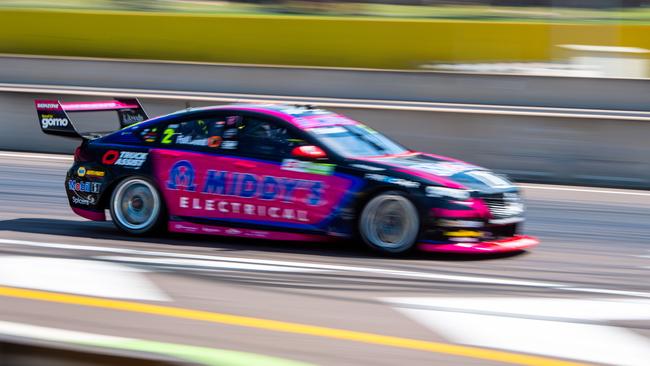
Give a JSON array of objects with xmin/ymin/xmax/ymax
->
[
  {"xmin": 115, "ymin": 152, "xmax": 148, "ymax": 168},
  {"xmin": 281, "ymin": 159, "xmax": 334, "ymax": 175},
  {"xmin": 174, "ymin": 224, "xmax": 199, "ymax": 232},
  {"xmin": 278, "ymin": 107, "xmax": 329, "ymax": 115},
  {"xmin": 179, "ymin": 197, "xmax": 309, "ymax": 222},
  {"xmin": 222, "ymin": 128, "xmax": 238, "ymax": 138},
  {"xmin": 36, "ymin": 103, "xmax": 59, "ymax": 109},
  {"xmin": 121, "ymin": 114, "xmax": 145, "ymax": 124},
  {"xmin": 365, "ymin": 173, "xmax": 420, "ymax": 188},
  {"xmin": 200, "ymin": 227, "xmax": 222, "ymax": 234},
  {"xmin": 175, "ymin": 136, "xmax": 208, "ymax": 146},
  {"xmin": 221, "ymin": 141, "xmax": 238, "ymax": 150},
  {"xmin": 72, "ymin": 196, "xmax": 95, "ymax": 206},
  {"xmin": 307, "ymin": 126, "xmax": 347, "ymax": 135},
  {"xmin": 350, "ymin": 164, "xmax": 385, "ymax": 172},
  {"xmin": 41, "ymin": 117, "xmax": 69, "ymax": 129},
  {"xmin": 467, "ymin": 170, "xmax": 513, "ymax": 188},
  {"xmin": 404, "ymin": 162, "xmax": 476, "ymax": 177}
]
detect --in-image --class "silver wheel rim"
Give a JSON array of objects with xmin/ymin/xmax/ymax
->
[
  {"xmin": 361, "ymin": 194, "xmax": 419, "ymax": 251},
  {"xmin": 112, "ymin": 179, "xmax": 160, "ymax": 231}
]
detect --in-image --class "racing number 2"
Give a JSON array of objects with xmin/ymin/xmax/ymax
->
[{"xmin": 161, "ymin": 128, "xmax": 175, "ymax": 144}]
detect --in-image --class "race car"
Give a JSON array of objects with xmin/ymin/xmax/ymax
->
[{"xmin": 35, "ymin": 98, "xmax": 538, "ymax": 255}]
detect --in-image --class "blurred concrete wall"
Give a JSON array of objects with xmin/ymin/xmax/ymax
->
[
  {"xmin": 2, "ymin": 55, "xmax": 650, "ymax": 111},
  {"xmin": 336, "ymin": 107, "xmax": 650, "ymax": 188},
  {"xmin": 2, "ymin": 92, "xmax": 648, "ymax": 189},
  {"xmin": 2, "ymin": 56, "xmax": 648, "ymax": 188}
]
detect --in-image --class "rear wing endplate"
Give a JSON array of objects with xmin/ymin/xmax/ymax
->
[{"xmin": 35, "ymin": 98, "xmax": 148, "ymax": 139}]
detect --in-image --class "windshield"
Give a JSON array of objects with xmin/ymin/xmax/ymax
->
[{"xmin": 306, "ymin": 124, "xmax": 408, "ymax": 157}]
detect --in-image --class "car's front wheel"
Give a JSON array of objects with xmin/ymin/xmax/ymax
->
[
  {"xmin": 110, "ymin": 177, "xmax": 164, "ymax": 235},
  {"xmin": 359, "ymin": 191, "xmax": 420, "ymax": 255}
]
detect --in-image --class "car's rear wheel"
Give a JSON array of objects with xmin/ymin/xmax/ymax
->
[
  {"xmin": 359, "ymin": 191, "xmax": 420, "ymax": 255},
  {"xmin": 110, "ymin": 177, "xmax": 164, "ymax": 235}
]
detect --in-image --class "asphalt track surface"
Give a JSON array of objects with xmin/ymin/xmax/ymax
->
[{"xmin": 1, "ymin": 152, "xmax": 649, "ymax": 366}]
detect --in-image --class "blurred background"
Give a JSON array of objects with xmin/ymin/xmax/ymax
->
[
  {"xmin": 1, "ymin": 1, "xmax": 650, "ymax": 366},
  {"xmin": 4, "ymin": 0, "xmax": 650, "ymax": 76}
]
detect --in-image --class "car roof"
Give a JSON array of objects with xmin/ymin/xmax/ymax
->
[{"xmin": 138, "ymin": 104, "xmax": 360, "ymax": 130}]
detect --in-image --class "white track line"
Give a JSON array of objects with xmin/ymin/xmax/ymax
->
[
  {"xmin": 2, "ymin": 82, "xmax": 650, "ymax": 120},
  {"xmin": 99, "ymin": 256, "xmax": 330, "ymax": 273},
  {"xmin": 1, "ymin": 238, "xmax": 650, "ymax": 298},
  {"xmin": 0, "ymin": 151, "xmax": 72, "ymax": 161},
  {"xmin": 558, "ymin": 288, "xmax": 650, "ymax": 299},
  {"xmin": 0, "ymin": 238, "xmax": 558, "ymax": 288},
  {"xmin": 518, "ymin": 184, "xmax": 650, "ymax": 197}
]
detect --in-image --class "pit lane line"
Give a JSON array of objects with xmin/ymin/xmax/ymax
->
[
  {"xmin": 1, "ymin": 151, "xmax": 649, "ymax": 197},
  {"xmin": 1, "ymin": 237, "xmax": 650, "ymax": 300},
  {"xmin": 0, "ymin": 285, "xmax": 584, "ymax": 366}
]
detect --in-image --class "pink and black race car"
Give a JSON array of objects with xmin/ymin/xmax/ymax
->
[{"xmin": 35, "ymin": 99, "xmax": 537, "ymax": 255}]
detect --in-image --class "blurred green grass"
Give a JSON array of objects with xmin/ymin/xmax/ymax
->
[{"xmin": 4, "ymin": 0, "xmax": 650, "ymax": 23}]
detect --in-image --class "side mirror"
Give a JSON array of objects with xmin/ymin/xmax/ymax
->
[{"xmin": 291, "ymin": 145, "xmax": 327, "ymax": 159}]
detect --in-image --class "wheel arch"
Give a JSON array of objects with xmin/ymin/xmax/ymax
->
[
  {"xmin": 354, "ymin": 185, "xmax": 421, "ymax": 220},
  {"xmin": 356, "ymin": 188, "xmax": 421, "ymax": 255},
  {"xmin": 100, "ymin": 174, "xmax": 166, "ymax": 211},
  {"xmin": 107, "ymin": 175, "xmax": 168, "ymax": 235}
]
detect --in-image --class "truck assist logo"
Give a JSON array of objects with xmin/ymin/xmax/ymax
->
[{"xmin": 102, "ymin": 150, "xmax": 148, "ymax": 169}]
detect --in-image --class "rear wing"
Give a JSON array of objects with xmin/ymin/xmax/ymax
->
[{"xmin": 35, "ymin": 98, "xmax": 148, "ymax": 139}]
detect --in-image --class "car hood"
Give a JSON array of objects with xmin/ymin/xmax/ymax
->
[{"xmin": 358, "ymin": 153, "xmax": 515, "ymax": 193}]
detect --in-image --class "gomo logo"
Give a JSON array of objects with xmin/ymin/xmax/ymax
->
[{"xmin": 41, "ymin": 118, "xmax": 69, "ymax": 129}]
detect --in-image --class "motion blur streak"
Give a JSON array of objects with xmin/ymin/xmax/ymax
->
[{"xmin": 0, "ymin": 285, "xmax": 584, "ymax": 366}]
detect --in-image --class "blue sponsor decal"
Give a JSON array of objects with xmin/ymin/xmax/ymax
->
[
  {"xmin": 167, "ymin": 160, "xmax": 197, "ymax": 192},
  {"xmin": 68, "ymin": 180, "xmax": 101, "ymax": 194}
]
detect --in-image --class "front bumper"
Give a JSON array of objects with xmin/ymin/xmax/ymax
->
[{"xmin": 418, "ymin": 235, "xmax": 538, "ymax": 254}]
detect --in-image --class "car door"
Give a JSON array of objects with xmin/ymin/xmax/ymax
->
[{"xmin": 153, "ymin": 112, "xmax": 358, "ymax": 234}]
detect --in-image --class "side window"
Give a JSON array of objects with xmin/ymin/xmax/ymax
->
[
  {"xmin": 235, "ymin": 117, "xmax": 304, "ymax": 157},
  {"xmin": 146, "ymin": 118, "xmax": 226, "ymax": 149}
]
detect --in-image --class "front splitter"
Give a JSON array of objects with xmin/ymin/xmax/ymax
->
[{"xmin": 418, "ymin": 235, "xmax": 538, "ymax": 254}]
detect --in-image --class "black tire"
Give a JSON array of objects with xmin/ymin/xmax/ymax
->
[
  {"xmin": 109, "ymin": 177, "xmax": 165, "ymax": 235},
  {"xmin": 358, "ymin": 191, "xmax": 420, "ymax": 255}
]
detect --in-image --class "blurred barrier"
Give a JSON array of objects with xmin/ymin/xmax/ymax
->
[
  {"xmin": 3, "ymin": 9, "xmax": 650, "ymax": 69},
  {"xmin": 1, "ymin": 84, "xmax": 649, "ymax": 189},
  {"xmin": 0, "ymin": 9, "xmax": 545, "ymax": 68},
  {"xmin": 0, "ymin": 9, "xmax": 599, "ymax": 68},
  {"xmin": 3, "ymin": 55, "xmax": 650, "ymax": 111}
]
